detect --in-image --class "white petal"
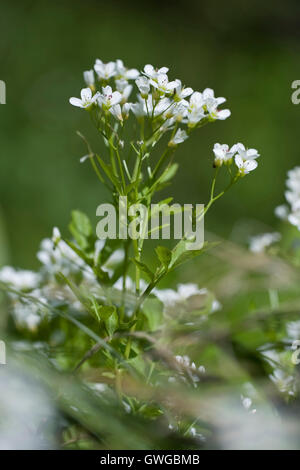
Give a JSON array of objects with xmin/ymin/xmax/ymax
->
[
  {"xmin": 182, "ymin": 87, "xmax": 193, "ymax": 98},
  {"xmin": 81, "ymin": 88, "xmax": 92, "ymax": 101},
  {"xmin": 69, "ymin": 97, "xmax": 83, "ymax": 108},
  {"xmin": 144, "ymin": 64, "xmax": 154, "ymax": 75},
  {"xmin": 110, "ymin": 91, "xmax": 122, "ymax": 106},
  {"xmin": 218, "ymin": 109, "xmax": 231, "ymax": 120},
  {"xmin": 245, "ymin": 160, "xmax": 258, "ymax": 172},
  {"xmin": 235, "ymin": 154, "xmax": 243, "ymax": 169}
]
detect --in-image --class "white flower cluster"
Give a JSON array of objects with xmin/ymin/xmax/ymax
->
[
  {"xmin": 249, "ymin": 232, "xmax": 281, "ymax": 254},
  {"xmin": 154, "ymin": 283, "xmax": 221, "ymax": 313},
  {"xmin": 69, "ymin": 59, "xmax": 231, "ymax": 147},
  {"xmin": 173, "ymin": 355, "xmax": 206, "ymax": 386},
  {"xmin": 275, "ymin": 166, "xmax": 300, "ymax": 230},
  {"xmin": 0, "ymin": 266, "xmax": 40, "ymax": 290},
  {"xmin": 213, "ymin": 142, "xmax": 260, "ymax": 175}
]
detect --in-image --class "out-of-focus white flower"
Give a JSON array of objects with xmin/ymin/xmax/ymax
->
[
  {"xmin": 69, "ymin": 88, "xmax": 99, "ymax": 109},
  {"xmin": 37, "ymin": 237, "xmax": 87, "ymax": 278},
  {"xmin": 275, "ymin": 204, "xmax": 289, "ymax": 220},
  {"xmin": 174, "ymin": 355, "xmax": 205, "ymax": 384},
  {"xmin": 270, "ymin": 369, "xmax": 296, "ymax": 396},
  {"xmin": 168, "ymin": 128, "xmax": 188, "ymax": 147},
  {"xmin": 115, "ymin": 59, "xmax": 139, "ymax": 80},
  {"xmin": 154, "ymin": 283, "xmax": 218, "ymax": 311},
  {"xmin": 135, "ymin": 76, "xmax": 150, "ymax": 98},
  {"xmin": 150, "ymin": 73, "xmax": 178, "ymax": 95},
  {"xmin": 241, "ymin": 395, "xmax": 257, "ymax": 414},
  {"xmin": 287, "ymin": 320, "xmax": 300, "ymax": 340},
  {"xmin": 276, "ymin": 166, "xmax": 300, "ymax": 231},
  {"xmin": 0, "ymin": 266, "xmax": 40, "ymax": 290},
  {"xmin": 213, "ymin": 143, "xmax": 235, "ymax": 167},
  {"xmin": 52, "ymin": 227, "xmax": 61, "ymax": 244},
  {"xmin": 109, "ymin": 104, "xmax": 123, "ymax": 121},
  {"xmin": 94, "ymin": 59, "xmax": 116, "ymax": 80},
  {"xmin": 113, "ymin": 276, "xmax": 147, "ymax": 293},
  {"xmin": 235, "ymin": 154, "xmax": 258, "ymax": 176},
  {"xmin": 83, "ymin": 69, "xmax": 95, "ymax": 88},
  {"xmin": 249, "ymin": 232, "xmax": 281, "ymax": 253},
  {"xmin": 98, "ymin": 85, "xmax": 122, "ymax": 110}
]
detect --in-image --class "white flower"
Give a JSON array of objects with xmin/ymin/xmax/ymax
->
[
  {"xmin": 0, "ymin": 266, "xmax": 40, "ymax": 290},
  {"xmin": 135, "ymin": 76, "xmax": 150, "ymax": 98},
  {"xmin": 94, "ymin": 59, "xmax": 116, "ymax": 80},
  {"xmin": 213, "ymin": 143, "xmax": 235, "ymax": 167},
  {"xmin": 83, "ymin": 69, "xmax": 95, "ymax": 88},
  {"xmin": 233, "ymin": 143, "xmax": 260, "ymax": 161},
  {"xmin": 166, "ymin": 101, "xmax": 188, "ymax": 121},
  {"xmin": 69, "ymin": 88, "xmax": 99, "ymax": 109},
  {"xmin": 52, "ymin": 227, "xmax": 61, "ymax": 244},
  {"xmin": 115, "ymin": 79, "xmax": 133, "ymax": 103},
  {"xmin": 155, "ymin": 283, "xmax": 208, "ymax": 306},
  {"xmin": 143, "ymin": 64, "xmax": 169, "ymax": 81},
  {"xmin": 98, "ymin": 85, "xmax": 122, "ymax": 110},
  {"xmin": 115, "ymin": 59, "xmax": 139, "ymax": 80},
  {"xmin": 174, "ymin": 79, "xmax": 193, "ymax": 101},
  {"xmin": 276, "ymin": 166, "xmax": 300, "ymax": 231},
  {"xmin": 168, "ymin": 128, "xmax": 188, "ymax": 147},
  {"xmin": 131, "ymin": 95, "xmax": 170, "ymax": 119},
  {"xmin": 109, "ymin": 104, "xmax": 123, "ymax": 121},
  {"xmin": 13, "ymin": 299, "xmax": 44, "ymax": 331},
  {"xmin": 202, "ymin": 88, "xmax": 231, "ymax": 120},
  {"xmin": 274, "ymin": 204, "xmax": 289, "ymax": 220},
  {"xmin": 122, "ymin": 102, "xmax": 132, "ymax": 119},
  {"xmin": 185, "ymin": 92, "xmax": 205, "ymax": 127},
  {"xmin": 249, "ymin": 232, "xmax": 281, "ymax": 253},
  {"xmin": 269, "ymin": 369, "xmax": 296, "ymax": 395},
  {"xmin": 288, "ymin": 210, "xmax": 300, "ymax": 230},
  {"xmin": 235, "ymin": 154, "xmax": 258, "ymax": 176},
  {"xmin": 37, "ymin": 237, "xmax": 87, "ymax": 278},
  {"xmin": 131, "ymin": 100, "xmax": 145, "ymax": 118},
  {"xmin": 110, "ymin": 103, "xmax": 132, "ymax": 121},
  {"xmin": 150, "ymin": 73, "xmax": 178, "ymax": 95}
]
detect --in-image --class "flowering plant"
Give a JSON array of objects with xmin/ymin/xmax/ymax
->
[{"xmin": 0, "ymin": 58, "xmax": 269, "ymax": 448}]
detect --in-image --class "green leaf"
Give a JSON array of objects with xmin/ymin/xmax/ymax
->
[
  {"xmin": 142, "ymin": 296, "xmax": 164, "ymax": 332},
  {"xmin": 69, "ymin": 210, "xmax": 93, "ymax": 249},
  {"xmin": 131, "ymin": 258, "xmax": 154, "ymax": 281},
  {"xmin": 96, "ymin": 155, "xmax": 122, "ymax": 193},
  {"xmin": 155, "ymin": 246, "xmax": 172, "ymax": 270},
  {"xmin": 99, "ymin": 305, "xmax": 116, "ymax": 321},
  {"xmin": 159, "ymin": 163, "xmax": 178, "ymax": 184},
  {"xmin": 105, "ymin": 308, "xmax": 118, "ymax": 337},
  {"xmin": 169, "ymin": 240, "xmax": 218, "ymax": 271}
]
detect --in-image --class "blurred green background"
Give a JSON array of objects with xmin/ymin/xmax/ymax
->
[{"xmin": 1, "ymin": 0, "xmax": 300, "ymax": 268}]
